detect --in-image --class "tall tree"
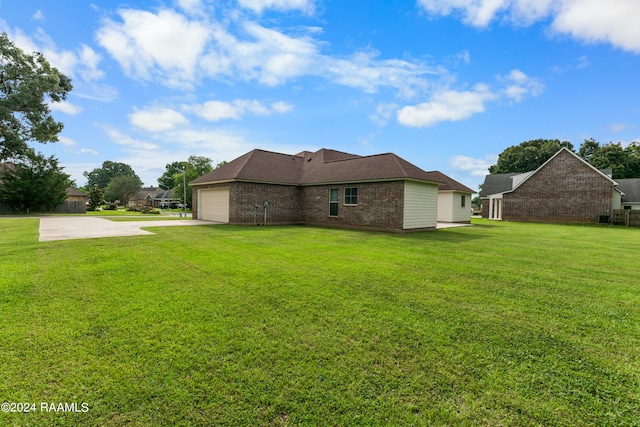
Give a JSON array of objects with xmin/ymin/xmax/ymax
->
[
  {"xmin": 171, "ymin": 156, "xmax": 217, "ymax": 206},
  {"xmin": 0, "ymin": 150, "xmax": 71, "ymax": 213},
  {"xmin": 578, "ymin": 139, "xmax": 640, "ymax": 178},
  {"xmin": 0, "ymin": 33, "xmax": 73, "ymax": 160},
  {"xmin": 105, "ymin": 175, "xmax": 141, "ymax": 206},
  {"xmin": 157, "ymin": 161, "xmax": 189, "ymax": 190},
  {"xmin": 83, "ymin": 161, "xmax": 142, "ymax": 189},
  {"xmin": 489, "ymin": 139, "xmax": 574, "ymax": 174}
]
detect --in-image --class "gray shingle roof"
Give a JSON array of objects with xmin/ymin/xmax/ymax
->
[
  {"xmin": 617, "ymin": 178, "xmax": 640, "ymax": 202},
  {"xmin": 190, "ymin": 148, "xmax": 445, "ymax": 186},
  {"xmin": 478, "ymin": 173, "xmax": 519, "ymax": 197}
]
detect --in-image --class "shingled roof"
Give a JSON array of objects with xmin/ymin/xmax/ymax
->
[
  {"xmin": 478, "ymin": 173, "xmax": 519, "ymax": 197},
  {"xmin": 426, "ymin": 171, "xmax": 475, "ymax": 193},
  {"xmin": 617, "ymin": 179, "xmax": 640, "ymax": 203},
  {"xmin": 190, "ymin": 148, "xmax": 445, "ymax": 186}
]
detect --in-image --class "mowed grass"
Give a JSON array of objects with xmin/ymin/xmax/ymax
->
[{"xmin": 1, "ymin": 219, "xmax": 639, "ymax": 426}]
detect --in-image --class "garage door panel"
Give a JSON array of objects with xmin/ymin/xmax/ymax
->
[{"xmin": 199, "ymin": 188, "xmax": 229, "ymax": 222}]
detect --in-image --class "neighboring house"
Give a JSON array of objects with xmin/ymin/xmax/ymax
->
[
  {"xmin": 479, "ymin": 148, "xmax": 623, "ymax": 223},
  {"xmin": 190, "ymin": 148, "xmax": 457, "ymax": 232},
  {"xmin": 617, "ymin": 179, "xmax": 640, "ymax": 210},
  {"xmin": 128, "ymin": 187, "xmax": 180, "ymax": 208},
  {"xmin": 429, "ymin": 171, "xmax": 475, "ymax": 223},
  {"xmin": 55, "ymin": 187, "xmax": 87, "ymax": 214}
]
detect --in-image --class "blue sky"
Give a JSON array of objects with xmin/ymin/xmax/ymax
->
[{"xmin": 2, "ymin": 0, "xmax": 639, "ymax": 191}]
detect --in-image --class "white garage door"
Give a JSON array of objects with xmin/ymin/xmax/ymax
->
[{"xmin": 199, "ymin": 188, "xmax": 229, "ymax": 222}]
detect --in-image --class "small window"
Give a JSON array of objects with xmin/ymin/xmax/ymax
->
[
  {"xmin": 344, "ymin": 187, "xmax": 358, "ymax": 205},
  {"xmin": 624, "ymin": 205, "xmax": 632, "ymax": 210},
  {"xmin": 461, "ymin": 195, "xmax": 466, "ymax": 208},
  {"xmin": 329, "ymin": 188, "xmax": 339, "ymax": 216}
]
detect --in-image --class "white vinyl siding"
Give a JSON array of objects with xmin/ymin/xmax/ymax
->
[
  {"xmin": 403, "ymin": 181, "xmax": 438, "ymax": 229},
  {"xmin": 612, "ymin": 190, "xmax": 622, "ymax": 210},
  {"xmin": 438, "ymin": 191, "xmax": 472, "ymax": 223},
  {"xmin": 198, "ymin": 188, "xmax": 229, "ymax": 222}
]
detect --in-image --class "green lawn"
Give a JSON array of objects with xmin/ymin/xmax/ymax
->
[{"xmin": 1, "ymin": 219, "xmax": 639, "ymax": 426}]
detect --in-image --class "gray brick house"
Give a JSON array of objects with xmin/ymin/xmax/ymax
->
[
  {"xmin": 190, "ymin": 148, "xmax": 459, "ymax": 232},
  {"xmin": 479, "ymin": 148, "xmax": 623, "ymax": 223}
]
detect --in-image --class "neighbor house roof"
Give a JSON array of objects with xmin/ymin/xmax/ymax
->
[
  {"xmin": 65, "ymin": 187, "xmax": 86, "ymax": 197},
  {"xmin": 479, "ymin": 173, "xmax": 519, "ymax": 197},
  {"xmin": 617, "ymin": 179, "xmax": 640, "ymax": 203},
  {"xmin": 190, "ymin": 148, "xmax": 446, "ymax": 187}
]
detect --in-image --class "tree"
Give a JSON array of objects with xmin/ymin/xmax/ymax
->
[
  {"xmin": 87, "ymin": 186, "xmax": 105, "ymax": 211},
  {"xmin": 157, "ymin": 161, "xmax": 189, "ymax": 190},
  {"xmin": 0, "ymin": 150, "xmax": 71, "ymax": 213},
  {"xmin": 0, "ymin": 33, "xmax": 73, "ymax": 160},
  {"xmin": 170, "ymin": 156, "xmax": 217, "ymax": 206},
  {"xmin": 578, "ymin": 139, "xmax": 640, "ymax": 179},
  {"xmin": 83, "ymin": 161, "xmax": 142, "ymax": 190},
  {"xmin": 105, "ymin": 175, "xmax": 141, "ymax": 206},
  {"xmin": 489, "ymin": 139, "xmax": 574, "ymax": 174}
]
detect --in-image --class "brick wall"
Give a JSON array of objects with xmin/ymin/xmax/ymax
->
[
  {"xmin": 503, "ymin": 150, "xmax": 614, "ymax": 223},
  {"xmin": 193, "ymin": 180, "xmax": 407, "ymax": 230},
  {"xmin": 302, "ymin": 181, "xmax": 404, "ymax": 231},
  {"xmin": 230, "ymin": 182, "xmax": 302, "ymax": 225}
]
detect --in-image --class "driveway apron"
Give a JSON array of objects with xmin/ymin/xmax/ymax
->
[{"xmin": 38, "ymin": 217, "xmax": 213, "ymax": 242}]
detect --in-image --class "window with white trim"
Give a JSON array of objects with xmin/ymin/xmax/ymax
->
[
  {"xmin": 344, "ymin": 187, "xmax": 358, "ymax": 205},
  {"xmin": 329, "ymin": 188, "xmax": 339, "ymax": 216}
]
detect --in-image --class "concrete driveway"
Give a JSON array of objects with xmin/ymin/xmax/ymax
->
[{"xmin": 39, "ymin": 216, "xmax": 214, "ymax": 242}]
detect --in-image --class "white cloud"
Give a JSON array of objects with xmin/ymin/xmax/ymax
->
[
  {"xmin": 270, "ymin": 101, "xmax": 294, "ymax": 114},
  {"xmin": 129, "ymin": 107, "xmax": 189, "ymax": 132},
  {"xmin": 3, "ymin": 27, "xmax": 104, "ymax": 82},
  {"xmin": 417, "ymin": 0, "xmax": 640, "ymax": 53},
  {"xmin": 369, "ymin": 103, "xmax": 399, "ymax": 126},
  {"xmin": 238, "ymin": 0, "xmax": 315, "ymax": 14},
  {"xmin": 552, "ymin": 0, "xmax": 640, "ymax": 54},
  {"xmin": 50, "ymin": 101, "xmax": 83, "ymax": 115},
  {"xmin": 96, "ymin": 8, "xmax": 211, "ymax": 88},
  {"xmin": 176, "ymin": 0, "xmax": 206, "ymax": 15},
  {"xmin": 79, "ymin": 148, "xmax": 99, "ymax": 156},
  {"xmin": 184, "ymin": 99, "xmax": 293, "ymax": 121},
  {"xmin": 499, "ymin": 69, "xmax": 544, "ymax": 102},
  {"xmin": 226, "ymin": 21, "xmax": 319, "ymax": 86},
  {"xmin": 449, "ymin": 154, "xmax": 497, "ymax": 176},
  {"xmin": 325, "ymin": 50, "xmax": 440, "ymax": 98},
  {"xmin": 396, "ymin": 68, "xmax": 542, "ymax": 127},
  {"xmin": 57, "ymin": 136, "xmax": 78, "ymax": 147},
  {"xmin": 397, "ymin": 84, "xmax": 496, "ymax": 127},
  {"xmin": 33, "ymin": 10, "xmax": 45, "ymax": 21},
  {"xmin": 104, "ymin": 127, "xmax": 161, "ymax": 151}
]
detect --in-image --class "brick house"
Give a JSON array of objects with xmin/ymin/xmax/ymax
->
[
  {"xmin": 479, "ymin": 148, "xmax": 623, "ymax": 223},
  {"xmin": 189, "ymin": 148, "xmax": 457, "ymax": 232}
]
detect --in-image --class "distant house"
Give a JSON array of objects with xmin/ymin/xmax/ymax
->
[
  {"xmin": 479, "ymin": 148, "xmax": 623, "ymax": 223},
  {"xmin": 617, "ymin": 179, "xmax": 640, "ymax": 210},
  {"xmin": 190, "ymin": 148, "xmax": 467, "ymax": 232},
  {"xmin": 128, "ymin": 187, "xmax": 180, "ymax": 208},
  {"xmin": 54, "ymin": 187, "xmax": 87, "ymax": 214}
]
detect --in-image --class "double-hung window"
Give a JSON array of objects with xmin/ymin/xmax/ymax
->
[{"xmin": 329, "ymin": 188, "xmax": 339, "ymax": 216}]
